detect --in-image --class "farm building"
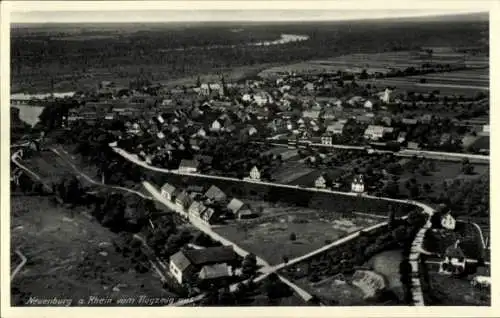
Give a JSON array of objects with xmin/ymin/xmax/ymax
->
[
  {"xmin": 178, "ymin": 159, "xmax": 199, "ymax": 173},
  {"xmin": 326, "ymin": 122, "xmax": 345, "ymax": 135},
  {"xmin": 169, "ymin": 246, "xmax": 237, "ymax": 285},
  {"xmin": 227, "ymin": 198, "xmax": 256, "ymax": 219},
  {"xmin": 161, "ymin": 183, "xmax": 177, "ymax": 201},
  {"xmin": 175, "ymin": 191, "xmax": 193, "ymax": 210},
  {"xmin": 205, "ymin": 185, "xmax": 227, "ymax": 202}
]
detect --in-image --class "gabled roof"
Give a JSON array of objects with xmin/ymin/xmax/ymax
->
[
  {"xmin": 199, "ymin": 263, "xmax": 231, "ymax": 280},
  {"xmin": 227, "ymin": 198, "xmax": 246, "ymax": 213},
  {"xmin": 183, "ymin": 246, "xmax": 237, "ymax": 266},
  {"xmin": 170, "ymin": 250, "xmax": 194, "ymax": 272},
  {"xmin": 161, "ymin": 183, "xmax": 177, "ymax": 195},
  {"xmin": 176, "ymin": 191, "xmax": 192, "ymax": 205},
  {"xmin": 205, "ymin": 185, "xmax": 227, "ymax": 201},
  {"xmin": 179, "ymin": 159, "xmax": 199, "ymax": 169}
]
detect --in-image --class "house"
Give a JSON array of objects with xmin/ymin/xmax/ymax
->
[
  {"xmin": 326, "ymin": 122, "xmax": 345, "ymax": 135},
  {"xmin": 161, "ymin": 183, "xmax": 177, "ymax": 201},
  {"xmin": 381, "ymin": 116, "xmax": 392, "ymax": 126},
  {"xmin": 347, "ymin": 96, "xmax": 365, "ymax": 106},
  {"xmin": 188, "ymin": 201, "xmax": 207, "ymax": 218},
  {"xmin": 157, "ymin": 131, "xmax": 165, "ymax": 139},
  {"xmin": 248, "ymin": 126, "xmax": 258, "ymax": 136},
  {"xmin": 397, "ymin": 132, "xmax": 407, "ymax": 143},
  {"xmin": 302, "ymin": 110, "xmax": 320, "ymax": 119},
  {"xmin": 197, "ymin": 128, "xmax": 207, "ymax": 138},
  {"xmin": 321, "ymin": 135, "xmax": 333, "ymax": 145},
  {"xmin": 210, "ymin": 120, "xmax": 222, "ymax": 132},
  {"xmin": 440, "ymin": 212, "xmax": 456, "ymax": 230},
  {"xmin": 364, "ymin": 99, "xmax": 375, "ymax": 110},
  {"xmin": 420, "ymin": 114, "xmax": 432, "ymax": 124},
  {"xmin": 483, "ymin": 125, "xmax": 490, "ymax": 135},
  {"xmin": 438, "ymin": 240, "xmax": 466, "ymax": 276},
  {"xmin": 175, "ymin": 191, "xmax": 193, "ymax": 210},
  {"xmin": 378, "ymin": 88, "xmax": 392, "ymax": 104},
  {"xmin": 407, "ymin": 142, "xmax": 420, "ymax": 150},
  {"xmin": 314, "ymin": 174, "xmax": 330, "ymax": 189},
  {"xmin": 169, "ymin": 246, "xmax": 237, "ymax": 284},
  {"xmin": 364, "ymin": 125, "xmax": 393, "ymax": 141},
  {"xmin": 227, "ymin": 198, "xmax": 256, "ymax": 219},
  {"xmin": 304, "ymin": 82, "xmax": 315, "ymax": 92},
  {"xmin": 249, "ymin": 166, "xmax": 261, "ymax": 180},
  {"xmin": 321, "ymin": 109, "xmax": 336, "ymax": 120},
  {"xmin": 198, "ymin": 263, "xmax": 232, "ymax": 282},
  {"xmin": 200, "ymin": 208, "xmax": 218, "ymax": 224},
  {"xmin": 205, "ymin": 185, "xmax": 227, "ymax": 202},
  {"xmin": 351, "ymin": 174, "xmax": 365, "ymax": 193},
  {"xmin": 402, "ymin": 118, "xmax": 418, "ymax": 125},
  {"xmin": 178, "ymin": 159, "xmax": 199, "ymax": 173}
]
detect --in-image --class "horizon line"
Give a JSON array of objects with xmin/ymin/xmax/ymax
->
[{"xmin": 10, "ymin": 10, "xmax": 488, "ymax": 24}]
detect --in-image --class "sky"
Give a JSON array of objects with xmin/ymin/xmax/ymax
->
[{"xmin": 10, "ymin": 8, "xmax": 487, "ymax": 24}]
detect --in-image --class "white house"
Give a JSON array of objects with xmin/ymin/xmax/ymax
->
[
  {"xmin": 315, "ymin": 175, "xmax": 328, "ymax": 188},
  {"xmin": 440, "ymin": 212, "xmax": 456, "ymax": 230},
  {"xmin": 364, "ymin": 125, "xmax": 393, "ymax": 141},
  {"xmin": 439, "ymin": 240, "xmax": 466, "ymax": 276},
  {"xmin": 178, "ymin": 159, "xmax": 199, "ymax": 173},
  {"xmin": 249, "ymin": 166, "xmax": 261, "ymax": 180},
  {"xmin": 302, "ymin": 110, "xmax": 320, "ymax": 119},
  {"xmin": 321, "ymin": 135, "xmax": 333, "ymax": 145},
  {"xmin": 161, "ymin": 183, "xmax": 177, "ymax": 201},
  {"xmin": 327, "ymin": 122, "xmax": 345, "ymax": 135},
  {"xmin": 197, "ymin": 128, "xmax": 207, "ymax": 137},
  {"xmin": 248, "ymin": 126, "xmax": 258, "ymax": 136},
  {"xmin": 378, "ymin": 88, "xmax": 392, "ymax": 104},
  {"xmin": 210, "ymin": 120, "xmax": 222, "ymax": 132},
  {"xmin": 364, "ymin": 100, "xmax": 374, "ymax": 110},
  {"xmin": 351, "ymin": 174, "xmax": 365, "ymax": 193}
]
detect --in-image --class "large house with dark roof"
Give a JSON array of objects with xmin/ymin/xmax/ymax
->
[
  {"xmin": 169, "ymin": 246, "xmax": 238, "ymax": 284},
  {"xmin": 205, "ymin": 185, "xmax": 227, "ymax": 203}
]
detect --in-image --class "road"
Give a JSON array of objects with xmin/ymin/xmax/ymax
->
[
  {"xmin": 51, "ymin": 147, "xmax": 154, "ymax": 200},
  {"xmin": 111, "ymin": 145, "xmax": 434, "ymax": 215},
  {"xmin": 11, "ymin": 150, "xmax": 53, "ymax": 192},
  {"xmin": 252, "ymin": 140, "xmax": 489, "ymax": 162},
  {"xmin": 11, "ymin": 249, "xmax": 27, "ymax": 281},
  {"xmin": 142, "ymin": 181, "xmax": 318, "ymax": 304}
]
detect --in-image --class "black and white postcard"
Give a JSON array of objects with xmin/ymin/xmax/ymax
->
[{"xmin": 1, "ymin": 1, "xmax": 497, "ymax": 318}]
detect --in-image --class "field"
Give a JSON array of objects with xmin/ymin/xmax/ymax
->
[
  {"xmin": 427, "ymin": 272, "xmax": 490, "ymax": 306},
  {"xmin": 214, "ymin": 200, "xmax": 381, "ymax": 265},
  {"xmin": 397, "ymin": 160, "xmax": 489, "ymax": 197},
  {"xmin": 12, "ymin": 16, "xmax": 488, "ymax": 93},
  {"xmin": 10, "ymin": 195, "xmax": 175, "ymax": 306}
]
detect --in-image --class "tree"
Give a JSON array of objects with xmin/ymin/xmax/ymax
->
[
  {"xmin": 241, "ymin": 253, "xmax": 258, "ymax": 276},
  {"xmin": 289, "ymin": 232, "xmax": 297, "ymax": 241}
]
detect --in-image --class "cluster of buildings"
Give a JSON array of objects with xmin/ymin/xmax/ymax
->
[{"xmin": 160, "ymin": 183, "xmax": 259, "ymax": 226}]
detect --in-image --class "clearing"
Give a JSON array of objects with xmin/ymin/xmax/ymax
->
[
  {"xmin": 10, "ymin": 195, "xmax": 175, "ymax": 306},
  {"xmin": 214, "ymin": 200, "xmax": 381, "ymax": 265}
]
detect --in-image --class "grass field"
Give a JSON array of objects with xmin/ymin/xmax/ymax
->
[
  {"xmin": 427, "ymin": 272, "xmax": 490, "ymax": 306},
  {"xmin": 214, "ymin": 201, "xmax": 380, "ymax": 265},
  {"xmin": 397, "ymin": 161, "xmax": 489, "ymax": 197},
  {"xmin": 10, "ymin": 195, "xmax": 175, "ymax": 306}
]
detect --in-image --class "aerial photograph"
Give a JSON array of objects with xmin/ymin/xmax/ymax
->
[{"xmin": 8, "ymin": 6, "xmax": 490, "ymax": 308}]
